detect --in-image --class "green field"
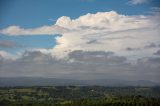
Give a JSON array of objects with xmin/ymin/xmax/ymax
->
[{"xmin": 0, "ymin": 86, "xmax": 160, "ymax": 106}]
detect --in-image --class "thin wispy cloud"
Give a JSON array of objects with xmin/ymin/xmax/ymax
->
[{"xmin": 128, "ymin": 0, "xmax": 149, "ymax": 5}]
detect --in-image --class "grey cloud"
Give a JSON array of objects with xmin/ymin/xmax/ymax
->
[
  {"xmin": 126, "ymin": 43, "xmax": 158, "ymax": 52},
  {"xmin": 20, "ymin": 51, "xmax": 53, "ymax": 63},
  {"xmin": 0, "ymin": 51, "xmax": 61, "ymax": 77},
  {"xmin": 0, "ymin": 50, "xmax": 159, "ymax": 82},
  {"xmin": 0, "ymin": 40, "xmax": 17, "ymax": 48},
  {"xmin": 106, "ymin": 36, "xmax": 135, "ymax": 40},
  {"xmin": 126, "ymin": 47, "xmax": 135, "ymax": 51},
  {"xmin": 126, "ymin": 47, "xmax": 140, "ymax": 51},
  {"xmin": 144, "ymin": 43, "xmax": 157, "ymax": 49},
  {"xmin": 79, "ymin": 26, "xmax": 106, "ymax": 30},
  {"xmin": 137, "ymin": 57, "xmax": 160, "ymax": 66},
  {"xmin": 135, "ymin": 57, "xmax": 160, "ymax": 73},
  {"xmin": 68, "ymin": 50, "xmax": 122, "ymax": 64},
  {"xmin": 154, "ymin": 49, "xmax": 160, "ymax": 55},
  {"xmin": 0, "ymin": 55, "xmax": 4, "ymax": 64},
  {"xmin": 86, "ymin": 39, "xmax": 99, "ymax": 44},
  {"xmin": 83, "ymin": 30, "xmax": 136, "ymax": 41}
]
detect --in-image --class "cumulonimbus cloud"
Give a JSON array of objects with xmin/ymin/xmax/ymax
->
[
  {"xmin": 0, "ymin": 11, "xmax": 160, "ymax": 59},
  {"xmin": 51, "ymin": 11, "xmax": 160, "ymax": 58}
]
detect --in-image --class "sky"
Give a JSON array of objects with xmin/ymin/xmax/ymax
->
[{"xmin": 0, "ymin": 0, "xmax": 160, "ymax": 82}]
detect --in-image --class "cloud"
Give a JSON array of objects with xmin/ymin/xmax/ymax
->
[
  {"xmin": 128, "ymin": 0, "xmax": 149, "ymax": 5},
  {"xmin": 1, "ymin": 11, "xmax": 154, "ymax": 36},
  {"xmin": 68, "ymin": 50, "xmax": 127, "ymax": 64},
  {"xmin": 55, "ymin": 11, "xmax": 152, "ymax": 31},
  {"xmin": 154, "ymin": 49, "xmax": 160, "ymax": 55},
  {"xmin": 51, "ymin": 11, "xmax": 160, "ymax": 59},
  {"xmin": 1, "ymin": 11, "xmax": 159, "ymax": 60},
  {"xmin": 0, "ymin": 5, "xmax": 159, "ymax": 82},
  {"xmin": 0, "ymin": 51, "xmax": 15, "ymax": 60},
  {"xmin": 0, "ymin": 40, "xmax": 17, "ymax": 48},
  {"xmin": 0, "ymin": 50, "xmax": 159, "ymax": 82},
  {"xmin": 20, "ymin": 51, "xmax": 53, "ymax": 63},
  {"xmin": 0, "ymin": 25, "xmax": 68, "ymax": 36},
  {"xmin": 126, "ymin": 43, "xmax": 158, "ymax": 52},
  {"xmin": 144, "ymin": 43, "xmax": 157, "ymax": 49},
  {"xmin": 126, "ymin": 47, "xmax": 140, "ymax": 51}
]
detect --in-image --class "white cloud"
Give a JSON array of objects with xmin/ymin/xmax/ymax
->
[
  {"xmin": 0, "ymin": 25, "xmax": 68, "ymax": 36},
  {"xmin": 0, "ymin": 11, "xmax": 160, "ymax": 60},
  {"xmin": 51, "ymin": 11, "xmax": 160, "ymax": 59},
  {"xmin": 0, "ymin": 51, "xmax": 16, "ymax": 60},
  {"xmin": 56, "ymin": 11, "xmax": 152, "ymax": 31},
  {"xmin": 129, "ymin": 0, "xmax": 149, "ymax": 5}
]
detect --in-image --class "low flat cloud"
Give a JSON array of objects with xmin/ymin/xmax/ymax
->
[
  {"xmin": 0, "ymin": 25, "xmax": 68, "ymax": 36},
  {"xmin": 0, "ymin": 50, "xmax": 159, "ymax": 82}
]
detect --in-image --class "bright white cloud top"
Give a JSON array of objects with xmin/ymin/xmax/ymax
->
[{"xmin": 52, "ymin": 11, "xmax": 160, "ymax": 58}]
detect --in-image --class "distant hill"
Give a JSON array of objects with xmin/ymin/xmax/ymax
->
[{"xmin": 0, "ymin": 77, "xmax": 159, "ymax": 87}]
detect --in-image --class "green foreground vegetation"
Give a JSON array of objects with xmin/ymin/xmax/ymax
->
[{"xmin": 0, "ymin": 86, "xmax": 160, "ymax": 106}]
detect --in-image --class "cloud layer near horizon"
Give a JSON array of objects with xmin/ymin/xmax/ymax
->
[{"xmin": 0, "ymin": 50, "xmax": 160, "ymax": 82}]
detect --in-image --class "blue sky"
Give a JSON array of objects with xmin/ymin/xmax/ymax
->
[
  {"xmin": 0, "ymin": 35, "xmax": 55, "ymax": 54},
  {"xmin": 0, "ymin": 0, "xmax": 155, "ymax": 28}
]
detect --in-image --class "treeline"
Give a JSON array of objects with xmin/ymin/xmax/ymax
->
[
  {"xmin": 0, "ymin": 86, "xmax": 160, "ymax": 106},
  {"xmin": 0, "ymin": 97, "xmax": 160, "ymax": 106}
]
